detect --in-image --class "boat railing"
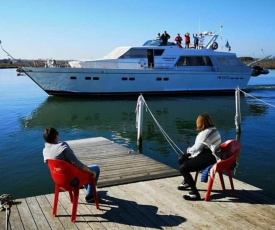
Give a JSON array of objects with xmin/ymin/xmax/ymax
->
[{"xmin": 204, "ymin": 34, "xmax": 219, "ymax": 49}]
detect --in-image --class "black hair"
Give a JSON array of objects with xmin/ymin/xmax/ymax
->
[{"xmin": 43, "ymin": 128, "xmax": 58, "ymax": 143}]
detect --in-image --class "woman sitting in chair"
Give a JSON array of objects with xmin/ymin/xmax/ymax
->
[
  {"xmin": 178, "ymin": 113, "xmax": 221, "ymax": 201},
  {"xmin": 43, "ymin": 127, "xmax": 100, "ymax": 203}
]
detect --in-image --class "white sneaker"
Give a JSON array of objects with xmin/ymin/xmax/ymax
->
[
  {"xmin": 183, "ymin": 191, "xmax": 201, "ymax": 200},
  {"xmin": 177, "ymin": 181, "xmax": 190, "ymax": 190}
]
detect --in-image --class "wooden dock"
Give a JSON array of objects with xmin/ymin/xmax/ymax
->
[
  {"xmin": 1, "ymin": 137, "xmax": 275, "ymax": 229},
  {"xmin": 68, "ymin": 137, "xmax": 180, "ymax": 188}
]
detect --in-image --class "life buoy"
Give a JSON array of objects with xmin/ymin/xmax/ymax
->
[
  {"xmin": 139, "ymin": 59, "xmax": 146, "ymax": 67},
  {"xmin": 211, "ymin": 42, "xmax": 218, "ymax": 50}
]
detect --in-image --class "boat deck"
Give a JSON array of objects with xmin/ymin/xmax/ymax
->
[{"xmin": 1, "ymin": 137, "xmax": 275, "ymax": 229}]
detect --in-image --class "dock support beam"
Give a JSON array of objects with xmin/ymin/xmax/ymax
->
[
  {"xmin": 235, "ymin": 87, "xmax": 242, "ymax": 138},
  {"xmin": 136, "ymin": 95, "xmax": 144, "ymax": 147}
]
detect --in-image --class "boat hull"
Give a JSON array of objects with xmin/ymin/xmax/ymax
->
[{"xmin": 23, "ymin": 67, "xmax": 251, "ymax": 96}]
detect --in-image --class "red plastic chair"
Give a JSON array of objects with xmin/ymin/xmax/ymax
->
[
  {"xmin": 47, "ymin": 159, "xmax": 99, "ymax": 222},
  {"xmin": 195, "ymin": 139, "xmax": 241, "ymax": 201}
]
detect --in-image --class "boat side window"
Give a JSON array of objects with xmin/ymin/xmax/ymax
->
[
  {"xmin": 216, "ymin": 57, "xmax": 243, "ymax": 67},
  {"xmin": 119, "ymin": 48, "xmax": 147, "ymax": 59},
  {"xmin": 203, "ymin": 56, "xmax": 213, "ymax": 66},
  {"xmin": 154, "ymin": 49, "xmax": 165, "ymax": 56},
  {"xmin": 216, "ymin": 58, "xmax": 229, "ymax": 66},
  {"xmin": 176, "ymin": 56, "xmax": 212, "ymax": 66},
  {"xmin": 176, "ymin": 56, "xmax": 187, "ymax": 66}
]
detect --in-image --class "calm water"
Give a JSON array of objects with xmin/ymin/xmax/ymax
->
[{"xmin": 1, "ymin": 69, "xmax": 275, "ymax": 199}]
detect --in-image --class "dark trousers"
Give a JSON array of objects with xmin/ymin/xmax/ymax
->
[{"xmin": 178, "ymin": 149, "xmax": 216, "ymax": 193}]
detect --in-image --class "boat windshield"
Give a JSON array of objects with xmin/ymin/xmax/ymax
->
[{"xmin": 142, "ymin": 39, "xmax": 176, "ymax": 46}]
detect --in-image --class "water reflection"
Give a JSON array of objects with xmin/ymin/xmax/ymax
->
[
  {"xmin": 248, "ymin": 104, "xmax": 268, "ymax": 115},
  {"xmin": 21, "ymin": 95, "xmax": 268, "ymax": 147}
]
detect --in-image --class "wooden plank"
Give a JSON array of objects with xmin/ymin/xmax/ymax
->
[
  {"xmin": 75, "ymin": 190, "xmax": 107, "ymax": 230},
  {"xmin": 0, "ymin": 203, "xmax": 24, "ymax": 230},
  {"xmin": 106, "ymin": 186, "xmax": 159, "ymax": 229},
  {"xmin": 16, "ymin": 198, "xmax": 38, "ymax": 229},
  {"xmin": 110, "ymin": 184, "xmax": 179, "ymax": 230},
  {"xmin": 53, "ymin": 191, "xmax": 78, "ymax": 227},
  {"xmin": 25, "ymin": 197, "xmax": 49, "ymax": 230},
  {"xmin": 77, "ymin": 189, "xmax": 122, "ymax": 229},
  {"xmin": 57, "ymin": 192, "xmax": 93, "ymax": 229},
  {"xmin": 7, "ymin": 204, "xmax": 24, "ymax": 230},
  {"xmin": 94, "ymin": 188, "xmax": 145, "ymax": 230},
  {"xmin": 41, "ymin": 194, "xmax": 75, "ymax": 230}
]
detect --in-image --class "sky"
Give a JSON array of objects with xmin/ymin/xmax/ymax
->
[{"xmin": 0, "ymin": 0, "xmax": 274, "ymax": 60}]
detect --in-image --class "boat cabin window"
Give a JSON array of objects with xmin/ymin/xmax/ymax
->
[
  {"xmin": 216, "ymin": 57, "xmax": 244, "ymax": 67},
  {"xmin": 176, "ymin": 56, "xmax": 213, "ymax": 66},
  {"xmin": 119, "ymin": 48, "xmax": 147, "ymax": 59}
]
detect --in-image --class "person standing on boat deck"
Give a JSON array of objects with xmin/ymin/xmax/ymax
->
[
  {"xmin": 160, "ymin": 31, "xmax": 170, "ymax": 45},
  {"xmin": 42, "ymin": 128, "xmax": 100, "ymax": 203},
  {"xmin": 184, "ymin": 33, "xmax": 191, "ymax": 48},
  {"xmin": 193, "ymin": 34, "xmax": 199, "ymax": 49},
  {"xmin": 198, "ymin": 33, "xmax": 205, "ymax": 49},
  {"xmin": 178, "ymin": 113, "xmax": 221, "ymax": 201},
  {"xmin": 156, "ymin": 33, "xmax": 161, "ymax": 40},
  {"xmin": 174, "ymin": 33, "xmax": 183, "ymax": 48}
]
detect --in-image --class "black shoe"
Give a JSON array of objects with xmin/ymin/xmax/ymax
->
[
  {"xmin": 177, "ymin": 181, "xmax": 190, "ymax": 190},
  {"xmin": 85, "ymin": 195, "xmax": 95, "ymax": 203},
  {"xmin": 183, "ymin": 191, "xmax": 201, "ymax": 201}
]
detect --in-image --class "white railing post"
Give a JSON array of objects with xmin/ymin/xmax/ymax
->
[
  {"xmin": 235, "ymin": 87, "xmax": 242, "ymax": 135},
  {"xmin": 136, "ymin": 95, "xmax": 144, "ymax": 146}
]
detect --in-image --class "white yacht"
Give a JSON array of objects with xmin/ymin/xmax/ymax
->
[{"xmin": 22, "ymin": 32, "xmax": 255, "ymax": 96}]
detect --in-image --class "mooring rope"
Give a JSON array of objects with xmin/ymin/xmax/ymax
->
[
  {"xmin": 142, "ymin": 99, "xmax": 184, "ymax": 156},
  {"xmin": 139, "ymin": 89, "xmax": 275, "ymax": 157},
  {"xmin": 0, "ymin": 194, "xmax": 14, "ymax": 230},
  {"xmin": 239, "ymin": 89, "xmax": 275, "ymax": 108}
]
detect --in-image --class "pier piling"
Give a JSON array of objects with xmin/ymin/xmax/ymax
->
[
  {"xmin": 136, "ymin": 95, "xmax": 144, "ymax": 147},
  {"xmin": 235, "ymin": 87, "xmax": 242, "ymax": 135}
]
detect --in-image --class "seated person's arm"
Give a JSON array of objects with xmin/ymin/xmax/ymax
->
[{"xmin": 62, "ymin": 142, "xmax": 96, "ymax": 177}]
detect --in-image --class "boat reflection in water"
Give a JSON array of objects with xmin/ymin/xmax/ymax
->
[{"xmin": 22, "ymin": 95, "xmax": 267, "ymax": 160}]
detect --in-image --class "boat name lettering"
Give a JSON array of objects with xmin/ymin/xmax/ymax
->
[
  {"xmin": 218, "ymin": 76, "xmax": 230, "ymax": 79},
  {"xmin": 163, "ymin": 57, "xmax": 176, "ymax": 62}
]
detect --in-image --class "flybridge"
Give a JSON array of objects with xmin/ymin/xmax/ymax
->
[{"xmin": 143, "ymin": 31, "xmax": 219, "ymax": 50}]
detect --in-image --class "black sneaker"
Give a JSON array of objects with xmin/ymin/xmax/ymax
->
[
  {"xmin": 177, "ymin": 181, "xmax": 190, "ymax": 190},
  {"xmin": 85, "ymin": 195, "xmax": 95, "ymax": 203},
  {"xmin": 183, "ymin": 191, "xmax": 201, "ymax": 201}
]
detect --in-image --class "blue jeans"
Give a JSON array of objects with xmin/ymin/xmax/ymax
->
[{"xmin": 85, "ymin": 165, "xmax": 100, "ymax": 197}]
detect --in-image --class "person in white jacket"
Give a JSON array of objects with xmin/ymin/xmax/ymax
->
[
  {"xmin": 178, "ymin": 113, "xmax": 221, "ymax": 200},
  {"xmin": 198, "ymin": 33, "xmax": 205, "ymax": 49}
]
